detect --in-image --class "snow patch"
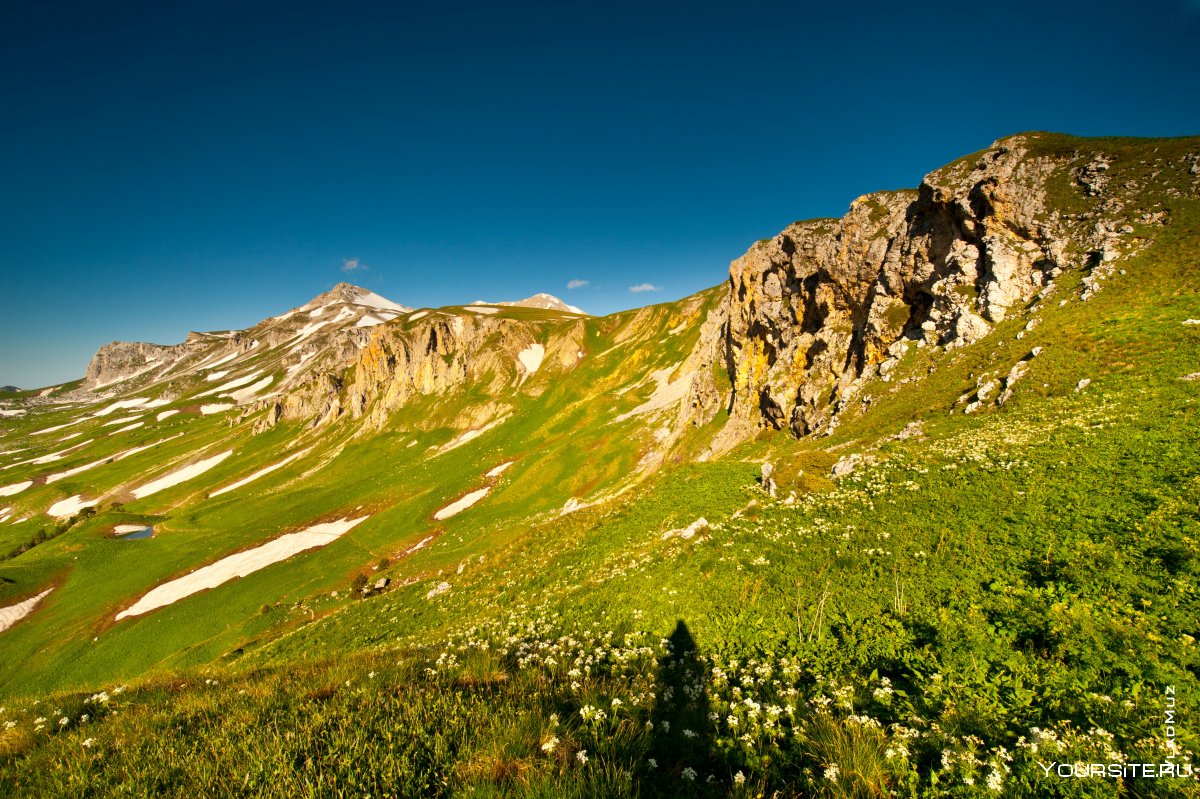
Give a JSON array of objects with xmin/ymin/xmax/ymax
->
[
  {"xmin": 199, "ymin": 351, "xmax": 239, "ymax": 371},
  {"xmin": 286, "ymin": 320, "xmax": 331, "ymax": 352},
  {"xmin": 131, "ymin": 450, "xmax": 233, "ymax": 499},
  {"xmin": 209, "ymin": 449, "xmax": 310, "ymax": 498},
  {"xmin": 205, "ymin": 370, "xmax": 230, "ymax": 381},
  {"xmin": 226, "ymin": 375, "xmax": 273, "ymax": 404},
  {"xmin": 485, "ymin": 461, "xmax": 514, "ymax": 478},
  {"xmin": 0, "ymin": 481, "xmax": 32, "ymax": 497},
  {"xmin": 0, "ymin": 409, "xmax": 26, "ymax": 418},
  {"xmin": 433, "ymin": 487, "xmax": 490, "ymax": 520},
  {"xmin": 356, "ymin": 314, "xmax": 384, "ymax": 327},
  {"xmin": 469, "ymin": 306, "xmax": 501, "ymax": 315},
  {"xmin": 353, "ymin": 291, "xmax": 408, "ymax": 313},
  {"xmin": 156, "ymin": 410, "xmax": 179, "ymax": 421},
  {"xmin": 48, "ymin": 495, "xmax": 98, "ymax": 518},
  {"xmin": 517, "ymin": 343, "xmax": 545, "ymax": 375},
  {"xmin": 408, "ymin": 310, "xmax": 429, "ymax": 321},
  {"xmin": 109, "ymin": 422, "xmax": 144, "ymax": 434},
  {"xmin": 433, "ymin": 416, "xmax": 509, "ymax": 456},
  {"xmin": 199, "ymin": 373, "xmax": 262, "ymax": 397},
  {"xmin": 115, "ymin": 516, "xmax": 370, "ymax": 620},
  {"xmin": 0, "ymin": 589, "xmax": 53, "ymax": 633},
  {"xmin": 31, "ymin": 420, "xmax": 82, "ymax": 435},
  {"xmin": 200, "ymin": 404, "xmax": 234, "ymax": 415},
  {"xmin": 4, "ymin": 439, "xmax": 95, "ymax": 470},
  {"xmin": 45, "ymin": 433, "xmax": 186, "ymax": 484},
  {"xmin": 94, "ymin": 397, "xmax": 151, "ymax": 417},
  {"xmin": 101, "ymin": 414, "xmax": 143, "ymax": 427},
  {"xmin": 114, "ymin": 524, "xmax": 149, "ymax": 534},
  {"xmin": 405, "ymin": 535, "xmax": 434, "ymax": 554}
]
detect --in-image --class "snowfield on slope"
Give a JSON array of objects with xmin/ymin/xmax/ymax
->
[
  {"xmin": 131, "ymin": 451, "xmax": 234, "ymax": 499},
  {"xmin": 209, "ymin": 449, "xmax": 310, "ymax": 498},
  {"xmin": 485, "ymin": 461, "xmax": 514, "ymax": 478},
  {"xmin": 517, "ymin": 343, "xmax": 545, "ymax": 374},
  {"xmin": 227, "ymin": 375, "xmax": 274, "ymax": 403},
  {"xmin": 45, "ymin": 433, "xmax": 186, "ymax": 484},
  {"xmin": 115, "ymin": 516, "xmax": 369, "ymax": 620},
  {"xmin": 199, "ymin": 373, "xmax": 261, "ymax": 397},
  {"xmin": 48, "ymin": 495, "xmax": 99, "ymax": 518},
  {"xmin": 434, "ymin": 487, "xmax": 490, "ymax": 520},
  {"xmin": 0, "ymin": 589, "xmax": 54, "ymax": 633}
]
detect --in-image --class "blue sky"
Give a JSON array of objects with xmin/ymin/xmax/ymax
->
[{"xmin": 1, "ymin": 0, "xmax": 1197, "ymax": 388}]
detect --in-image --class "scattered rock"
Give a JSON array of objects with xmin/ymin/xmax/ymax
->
[
  {"xmin": 1075, "ymin": 378, "xmax": 1092, "ymax": 392},
  {"xmin": 760, "ymin": 462, "xmax": 777, "ymax": 498},
  {"xmin": 425, "ymin": 581, "xmax": 451, "ymax": 600},
  {"xmin": 831, "ymin": 453, "xmax": 876, "ymax": 478},
  {"xmin": 663, "ymin": 517, "xmax": 709, "ymax": 540}
]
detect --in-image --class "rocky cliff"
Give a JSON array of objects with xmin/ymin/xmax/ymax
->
[{"xmin": 708, "ymin": 132, "xmax": 1194, "ymax": 446}]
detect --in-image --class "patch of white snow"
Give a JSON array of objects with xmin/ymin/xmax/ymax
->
[
  {"xmin": 433, "ymin": 487, "xmax": 490, "ymax": 520},
  {"xmin": 115, "ymin": 516, "xmax": 369, "ymax": 620},
  {"xmin": 0, "ymin": 589, "xmax": 53, "ymax": 633},
  {"xmin": 131, "ymin": 450, "xmax": 234, "ymax": 499}
]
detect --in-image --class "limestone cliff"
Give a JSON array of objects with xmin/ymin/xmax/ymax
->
[
  {"xmin": 711, "ymin": 132, "xmax": 1192, "ymax": 445},
  {"xmin": 279, "ymin": 311, "xmax": 583, "ymax": 431}
]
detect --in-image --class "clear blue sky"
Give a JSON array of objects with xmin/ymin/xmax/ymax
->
[{"xmin": 2, "ymin": 0, "xmax": 1197, "ymax": 388}]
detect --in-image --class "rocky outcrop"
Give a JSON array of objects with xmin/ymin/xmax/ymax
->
[
  {"xmin": 82, "ymin": 341, "xmax": 188, "ymax": 390},
  {"xmin": 715, "ymin": 134, "xmax": 1141, "ymax": 441},
  {"xmin": 281, "ymin": 312, "xmax": 568, "ymax": 430}
]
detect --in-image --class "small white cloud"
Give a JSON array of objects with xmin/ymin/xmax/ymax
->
[
  {"xmin": 341, "ymin": 258, "xmax": 368, "ymax": 273},
  {"xmin": 567, "ymin": 279, "xmax": 589, "ymax": 290},
  {"xmin": 629, "ymin": 283, "xmax": 661, "ymax": 293}
]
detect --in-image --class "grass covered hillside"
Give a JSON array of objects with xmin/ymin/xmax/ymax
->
[{"xmin": 1, "ymin": 133, "xmax": 1198, "ymax": 797}]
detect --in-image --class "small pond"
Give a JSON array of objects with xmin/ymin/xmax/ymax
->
[{"xmin": 114, "ymin": 525, "xmax": 153, "ymax": 540}]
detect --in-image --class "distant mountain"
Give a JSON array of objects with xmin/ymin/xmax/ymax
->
[
  {"xmin": 473, "ymin": 293, "xmax": 587, "ymax": 315},
  {"xmin": 79, "ymin": 282, "xmax": 411, "ymax": 393},
  {"xmin": 0, "ymin": 386, "xmax": 20, "ymax": 393}
]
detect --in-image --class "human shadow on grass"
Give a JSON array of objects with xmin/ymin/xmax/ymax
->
[{"xmin": 641, "ymin": 620, "xmax": 725, "ymax": 796}]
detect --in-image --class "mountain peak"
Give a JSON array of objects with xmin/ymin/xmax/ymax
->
[
  {"xmin": 494, "ymin": 293, "xmax": 587, "ymax": 315},
  {"xmin": 308, "ymin": 283, "xmax": 411, "ymax": 313}
]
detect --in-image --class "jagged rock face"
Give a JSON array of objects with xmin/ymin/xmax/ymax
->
[
  {"xmin": 722, "ymin": 135, "xmax": 1077, "ymax": 438},
  {"xmin": 282, "ymin": 312, "xmax": 579, "ymax": 430},
  {"xmin": 83, "ymin": 341, "xmax": 190, "ymax": 390}
]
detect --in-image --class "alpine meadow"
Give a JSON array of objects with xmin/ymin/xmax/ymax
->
[{"xmin": 2, "ymin": 132, "xmax": 1199, "ymax": 798}]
